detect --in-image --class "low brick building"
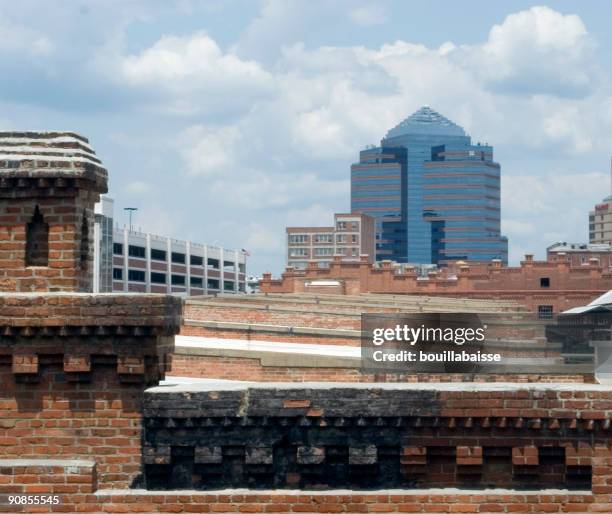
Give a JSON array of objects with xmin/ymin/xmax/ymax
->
[
  {"xmin": 261, "ymin": 254, "xmax": 612, "ymax": 315},
  {"xmin": 286, "ymin": 213, "xmax": 375, "ymax": 269},
  {"xmin": 547, "ymin": 241, "xmax": 612, "ymax": 267}
]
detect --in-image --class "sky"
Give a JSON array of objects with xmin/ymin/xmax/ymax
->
[{"xmin": 1, "ymin": 0, "xmax": 612, "ymax": 275}]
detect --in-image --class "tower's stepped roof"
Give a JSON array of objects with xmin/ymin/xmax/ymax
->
[
  {"xmin": 0, "ymin": 131, "xmax": 104, "ymax": 168},
  {"xmin": 0, "ymin": 131, "xmax": 107, "ymax": 186},
  {"xmin": 385, "ymin": 106, "xmax": 466, "ymax": 139}
]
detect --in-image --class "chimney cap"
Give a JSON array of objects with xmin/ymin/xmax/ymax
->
[{"xmin": 0, "ymin": 131, "xmax": 108, "ymax": 193}]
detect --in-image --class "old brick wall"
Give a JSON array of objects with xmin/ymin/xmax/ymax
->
[
  {"xmin": 261, "ymin": 256, "xmax": 612, "ymax": 313},
  {"xmin": 0, "ymin": 485, "xmax": 602, "ymax": 513},
  {"xmin": 0, "ymin": 294, "xmax": 182, "ymax": 488},
  {"xmin": 169, "ymin": 353, "xmax": 587, "ymax": 384},
  {"xmin": 114, "ymin": 382, "xmax": 612, "ymax": 513},
  {"xmin": 175, "ymin": 296, "xmax": 587, "ymax": 384},
  {"xmin": 184, "ymin": 303, "xmax": 363, "ymax": 331}
]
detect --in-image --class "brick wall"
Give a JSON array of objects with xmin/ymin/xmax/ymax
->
[
  {"xmin": 169, "ymin": 353, "xmax": 587, "ymax": 384},
  {"xmin": 0, "ymin": 459, "xmax": 97, "ymax": 496},
  {"xmin": 180, "ymin": 325, "xmax": 359, "ymax": 346},
  {"xmin": 0, "ymin": 294, "xmax": 182, "ymax": 488},
  {"xmin": 261, "ymin": 255, "xmax": 611, "ymax": 313},
  {"xmin": 123, "ymin": 383, "xmax": 612, "ymax": 512},
  {"xmin": 184, "ymin": 303, "xmax": 363, "ymax": 331},
  {"xmin": 0, "ymin": 484, "xmax": 603, "ymax": 513}
]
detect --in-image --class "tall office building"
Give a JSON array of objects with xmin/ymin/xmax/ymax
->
[
  {"xmin": 350, "ymin": 147, "xmax": 407, "ymax": 261},
  {"xmin": 351, "ymin": 106, "xmax": 508, "ymax": 265}
]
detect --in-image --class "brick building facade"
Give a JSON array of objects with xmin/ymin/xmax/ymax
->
[
  {"xmin": 547, "ymin": 241, "xmax": 612, "ymax": 267},
  {"xmin": 261, "ymin": 254, "xmax": 612, "ymax": 315},
  {"xmin": 286, "ymin": 213, "xmax": 375, "ymax": 269}
]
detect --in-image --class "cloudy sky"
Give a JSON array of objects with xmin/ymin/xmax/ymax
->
[{"xmin": 2, "ymin": 1, "xmax": 612, "ymax": 275}]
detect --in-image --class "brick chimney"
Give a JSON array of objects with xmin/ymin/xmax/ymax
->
[{"xmin": 0, "ymin": 132, "xmax": 108, "ymax": 292}]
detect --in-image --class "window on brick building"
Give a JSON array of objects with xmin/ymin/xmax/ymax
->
[
  {"xmin": 171, "ymin": 274, "xmax": 185, "ymax": 285},
  {"xmin": 171, "ymin": 252, "xmax": 185, "ymax": 264},
  {"xmin": 288, "ymin": 234, "xmax": 309, "ymax": 243},
  {"xmin": 207, "ymin": 258, "xmax": 219, "ymax": 269},
  {"xmin": 314, "ymin": 234, "xmax": 333, "ymax": 244},
  {"xmin": 207, "ymin": 278, "xmax": 220, "ymax": 289},
  {"xmin": 190, "ymin": 276, "xmax": 203, "ymax": 287},
  {"xmin": 112, "ymin": 268, "xmax": 122, "ymax": 280},
  {"xmin": 128, "ymin": 269, "xmax": 145, "ymax": 282},
  {"xmin": 540, "ymin": 277, "xmax": 550, "ymax": 288},
  {"xmin": 151, "ymin": 248, "xmax": 166, "ymax": 261},
  {"xmin": 538, "ymin": 305, "xmax": 553, "ymax": 319},
  {"xmin": 190, "ymin": 255, "xmax": 203, "ymax": 266},
  {"xmin": 151, "ymin": 272, "xmax": 166, "ymax": 284},
  {"xmin": 113, "ymin": 242, "xmax": 123, "ymax": 255},
  {"xmin": 128, "ymin": 245, "xmax": 145, "ymax": 258},
  {"xmin": 25, "ymin": 205, "xmax": 49, "ymax": 266},
  {"xmin": 224, "ymin": 280, "xmax": 235, "ymax": 291}
]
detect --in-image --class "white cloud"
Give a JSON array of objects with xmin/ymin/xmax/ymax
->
[
  {"xmin": 117, "ymin": 32, "xmax": 275, "ymax": 115},
  {"xmin": 178, "ymin": 124, "xmax": 241, "ymax": 177},
  {"xmin": 233, "ymin": 0, "xmax": 318, "ymax": 62},
  {"xmin": 468, "ymin": 6, "xmax": 596, "ymax": 97},
  {"xmin": 209, "ymin": 171, "xmax": 348, "ymax": 210}
]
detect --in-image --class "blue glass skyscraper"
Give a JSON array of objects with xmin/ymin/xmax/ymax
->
[{"xmin": 351, "ymin": 106, "xmax": 508, "ymax": 265}]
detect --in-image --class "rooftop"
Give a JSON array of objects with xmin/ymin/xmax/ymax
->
[
  {"xmin": 151, "ymin": 378, "xmax": 612, "ymax": 394},
  {"xmin": 548, "ymin": 242, "xmax": 612, "ymax": 252},
  {"xmin": 385, "ymin": 105, "xmax": 467, "ymax": 139},
  {"xmin": 0, "ymin": 131, "xmax": 107, "ymax": 187}
]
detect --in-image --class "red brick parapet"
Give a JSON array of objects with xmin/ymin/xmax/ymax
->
[
  {"xmin": 261, "ymin": 257, "xmax": 612, "ymax": 312},
  {"xmin": 0, "ymin": 293, "xmax": 182, "ymax": 488},
  {"xmin": 0, "ymin": 293, "xmax": 182, "ymax": 384}
]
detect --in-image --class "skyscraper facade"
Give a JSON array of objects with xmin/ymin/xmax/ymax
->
[
  {"xmin": 351, "ymin": 106, "xmax": 508, "ymax": 265},
  {"xmin": 350, "ymin": 146, "xmax": 406, "ymax": 260}
]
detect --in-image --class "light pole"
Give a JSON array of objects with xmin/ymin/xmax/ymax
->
[{"xmin": 124, "ymin": 207, "xmax": 138, "ymax": 231}]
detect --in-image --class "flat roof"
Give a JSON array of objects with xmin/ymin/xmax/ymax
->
[{"xmin": 150, "ymin": 379, "xmax": 611, "ymax": 394}]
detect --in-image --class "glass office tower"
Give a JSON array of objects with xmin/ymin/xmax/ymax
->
[
  {"xmin": 351, "ymin": 106, "xmax": 508, "ymax": 265},
  {"xmin": 350, "ymin": 146, "xmax": 407, "ymax": 261}
]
